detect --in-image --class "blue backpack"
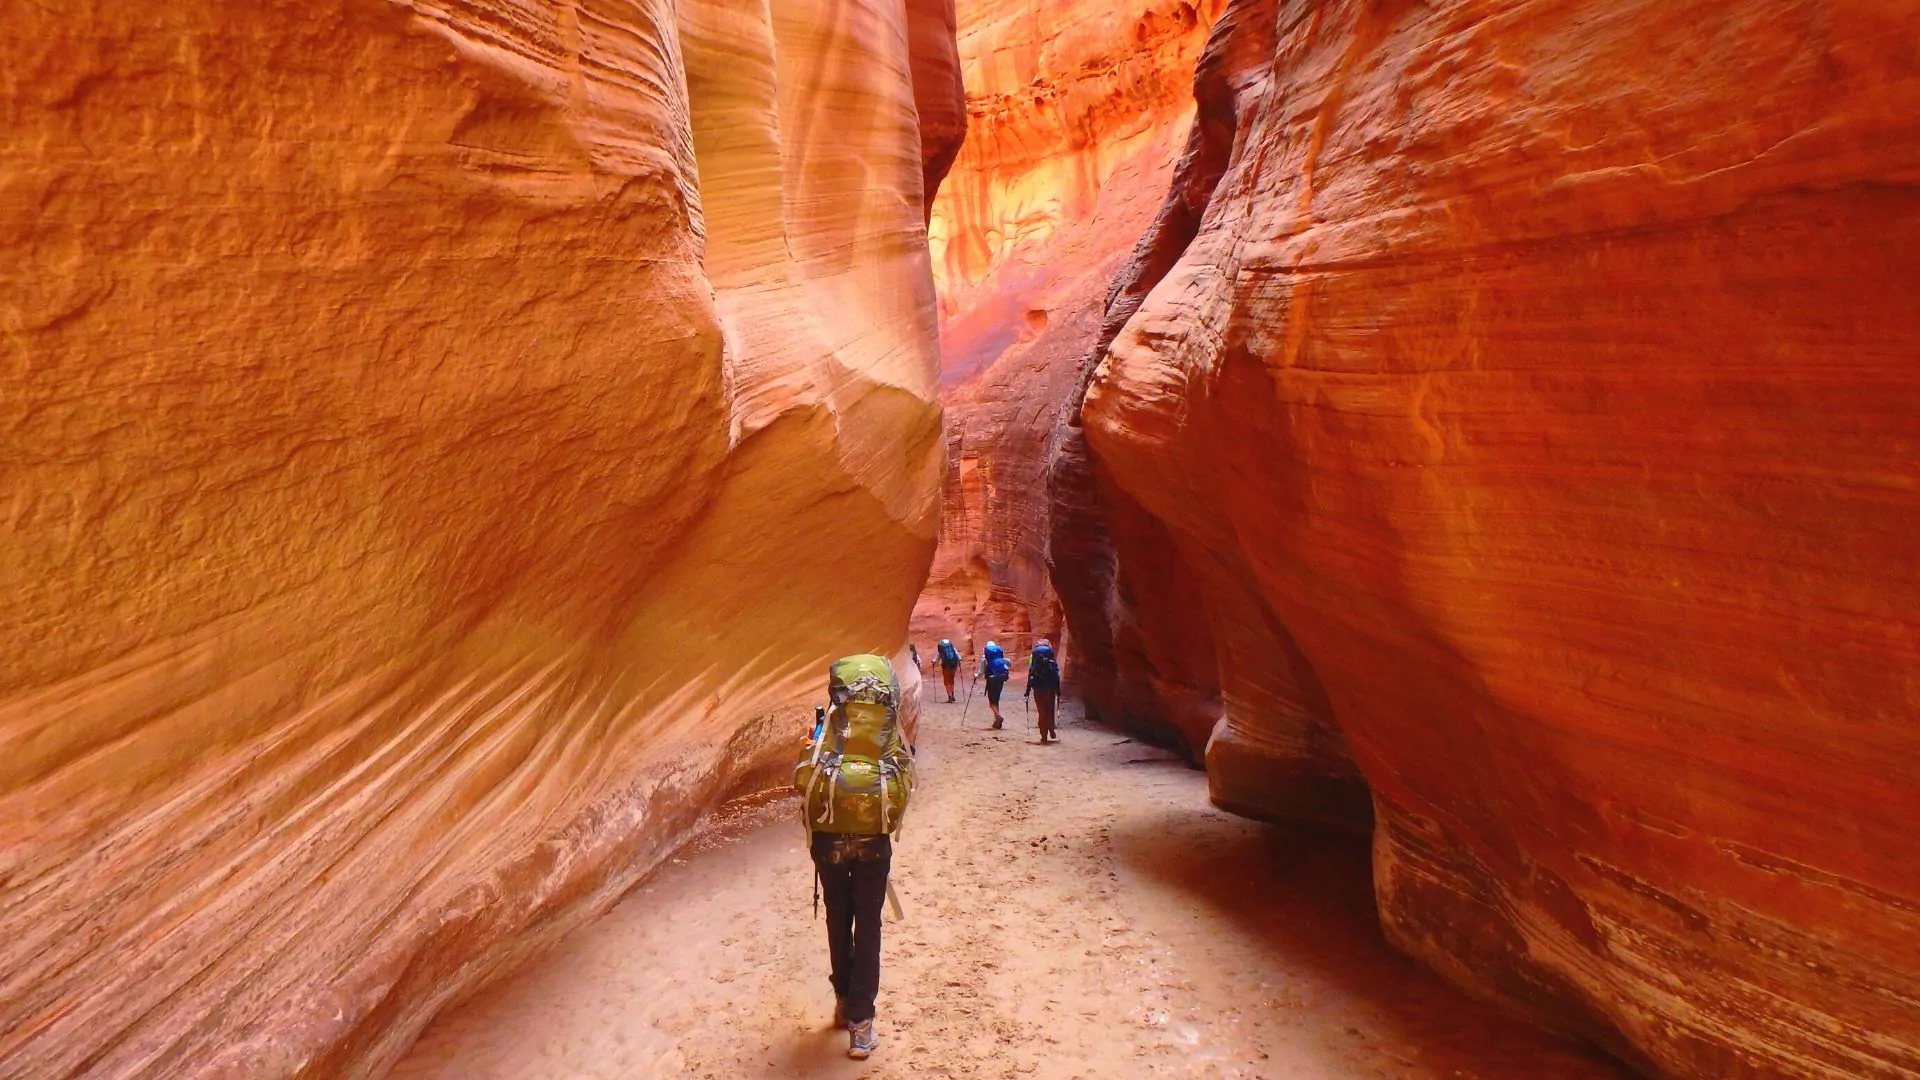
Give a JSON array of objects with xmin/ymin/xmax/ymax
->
[
  {"xmin": 983, "ymin": 642, "xmax": 1010, "ymax": 679},
  {"xmin": 1028, "ymin": 644, "xmax": 1060, "ymax": 690},
  {"xmin": 937, "ymin": 640, "xmax": 960, "ymax": 667}
]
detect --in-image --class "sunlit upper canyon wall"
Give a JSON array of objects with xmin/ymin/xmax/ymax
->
[
  {"xmin": 0, "ymin": 1, "xmax": 961, "ymax": 1077},
  {"xmin": 1056, "ymin": 0, "xmax": 1920, "ymax": 1077},
  {"xmin": 908, "ymin": 0, "xmax": 1223, "ymax": 654}
]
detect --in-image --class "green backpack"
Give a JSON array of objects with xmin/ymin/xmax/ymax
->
[{"xmin": 795, "ymin": 654, "xmax": 915, "ymax": 835}]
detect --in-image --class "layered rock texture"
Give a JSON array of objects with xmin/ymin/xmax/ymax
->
[
  {"xmin": 908, "ymin": 0, "xmax": 1222, "ymax": 653},
  {"xmin": 1055, "ymin": 0, "xmax": 1920, "ymax": 1076},
  {"xmin": 0, "ymin": 2, "xmax": 958, "ymax": 1077}
]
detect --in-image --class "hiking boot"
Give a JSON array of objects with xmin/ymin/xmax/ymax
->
[
  {"xmin": 847, "ymin": 1018, "xmax": 878, "ymax": 1059},
  {"xmin": 832, "ymin": 997, "xmax": 846, "ymax": 1028},
  {"xmin": 990, "ymin": 719, "xmax": 1003, "ymax": 730}
]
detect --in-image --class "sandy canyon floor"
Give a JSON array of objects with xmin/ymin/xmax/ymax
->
[{"xmin": 393, "ymin": 692, "xmax": 1629, "ymax": 1080}]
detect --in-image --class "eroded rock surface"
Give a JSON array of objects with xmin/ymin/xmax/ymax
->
[
  {"xmin": 1057, "ymin": 0, "xmax": 1920, "ymax": 1075},
  {"xmin": 0, "ymin": 1, "xmax": 956, "ymax": 1076},
  {"xmin": 908, "ymin": 0, "xmax": 1221, "ymax": 654}
]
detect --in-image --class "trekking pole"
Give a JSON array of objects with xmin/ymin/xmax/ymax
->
[
  {"xmin": 959, "ymin": 674, "xmax": 977, "ymax": 724},
  {"xmin": 801, "ymin": 706, "xmax": 828, "ymax": 918}
]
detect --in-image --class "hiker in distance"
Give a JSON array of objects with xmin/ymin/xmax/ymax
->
[
  {"xmin": 979, "ymin": 640, "xmax": 1012, "ymax": 729},
  {"xmin": 1025, "ymin": 637, "xmax": 1062, "ymax": 743},
  {"xmin": 794, "ymin": 654, "xmax": 915, "ymax": 1060},
  {"xmin": 936, "ymin": 638, "xmax": 961, "ymax": 701}
]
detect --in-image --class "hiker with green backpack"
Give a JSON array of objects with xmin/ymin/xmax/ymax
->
[{"xmin": 793, "ymin": 654, "xmax": 915, "ymax": 1060}]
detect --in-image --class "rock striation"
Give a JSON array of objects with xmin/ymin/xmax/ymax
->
[
  {"xmin": 910, "ymin": 0, "xmax": 1221, "ymax": 657},
  {"xmin": 0, "ymin": 1, "xmax": 957, "ymax": 1077},
  {"xmin": 1056, "ymin": 0, "xmax": 1920, "ymax": 1076}
]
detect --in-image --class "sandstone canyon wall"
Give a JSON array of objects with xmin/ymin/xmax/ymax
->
[
  {"xmin": 908, "ymin": 0, "xmax": 1222, "ymax": 658},
  {"xmin": 1054, "ymin": 0, "xmax": 1920, "ymax": 1076},
  {"xmin": 0, "ymin": 2, "xmax": 960, "ymax": 1077}
]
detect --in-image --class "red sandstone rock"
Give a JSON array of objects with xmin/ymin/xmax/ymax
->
[
  {"xmin": 1060, "ymin": 0, "xmax": 1920, "ymax": 1075},
  {"xmin": 910, "ymin": 0, "xmax": 1221, "ymax": 659},
  {"xmin": 0, "ymin": 2, "xmax": 957, "ymax": 1077},
  {"xmin": 907, "ymin": 0, "xmax": 968, "ymax": 214}
]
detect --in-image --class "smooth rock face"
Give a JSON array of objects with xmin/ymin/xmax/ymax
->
[
  {"xmin": 910, "ymin": 0, "xmax": 1221, "ymax": 654},
  {"xmin": 1059, "ymin": 0, "xmax": 1920, "ymax": 1076},
  {"xmin": 0, "ymin": 2, "xmax": 956, "ymax": 1077}
]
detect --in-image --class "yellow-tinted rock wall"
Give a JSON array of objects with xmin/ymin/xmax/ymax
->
[
  {"xmin": 0, "ymin": 1, "xmax": 956, "ymax": 1076},
  {"xmin": 910, "ymin": 0, "xmax": 1221, "ymax": 657}
]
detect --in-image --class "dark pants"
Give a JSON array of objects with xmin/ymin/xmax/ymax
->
[
  {"xmin": 941, "ymin": 666, "xmax": 957, "ymax": 698},
  {"xmin": 985, "ymin": 675, "xmax": 1007, "ymax": 707},
  {"xmin": 1034, "ymin": 687, "xmax": 1058, "ymax": 737},
  {"xmin": 812, "ymin": 832, "xmax": 891, "ymax": 1024}
]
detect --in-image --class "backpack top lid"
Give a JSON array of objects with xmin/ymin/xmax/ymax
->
[
  {"xmin": 984, "ymin": 641, "xmax": 1004, "ymax": 660},
  {"xmin": 1032, "ymin": 643, "xmax": 1054, "ymax": 661},
  {"xmin": 828, "ymin": 653, "xmax": 897, "ymax": 706}
]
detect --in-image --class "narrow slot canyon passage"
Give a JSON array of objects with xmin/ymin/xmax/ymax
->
[
  {"xmin": 4, "ymin": 0, "xmax": 1916, "ymax": 1077},
  {"xmin": 392, "ymin": 696, "xmax": 1626, "ymax": 1080}
]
